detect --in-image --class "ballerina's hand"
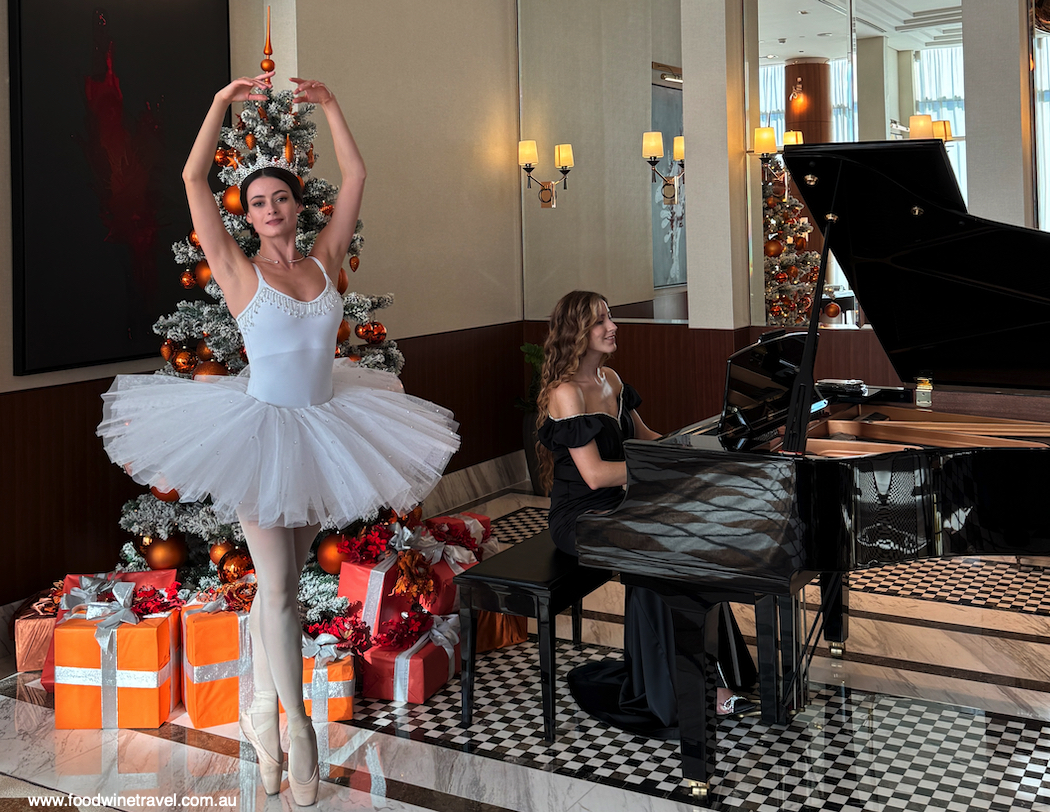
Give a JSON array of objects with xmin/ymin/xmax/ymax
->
[
  {"xmin": 217, "ymin": 72, "xmax": 273, "ymax": 105},
  {"xmin": 290, "ymin": 77, "xmax": 335, "ymax": 105}
]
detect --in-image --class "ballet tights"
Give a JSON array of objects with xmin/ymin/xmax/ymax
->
[{"xmin": 239, "ymin": 514, "xmax": 321, "ymax": 782}]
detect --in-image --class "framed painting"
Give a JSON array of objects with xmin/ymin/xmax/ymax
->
[{"xmin": 9, "ymin": 0, "xmax": 230, "ymax": 374}]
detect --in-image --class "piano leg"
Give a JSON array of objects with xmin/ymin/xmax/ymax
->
[
  {"xmin": 778, "ymin": 593, "xmax": 808, "ymax": 718},
  {"xmin": 821, "ymin": 572, "xmax": 849, "ymax": 658},
  {"xmin": 755, "ymin": 595, "xmax": 781, "ymax": 724},
  {"xmin": 664, "ymin": 594, "xmax": 719, "ymax": 794},
  {"xmin": 458, "ymin": 587, "xmax": 478, "ymax": 730}
]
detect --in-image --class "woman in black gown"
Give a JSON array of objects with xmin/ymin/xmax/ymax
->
[{"xmin": 536, "ymin": 290, "xmax": 757, "ymax": 738}]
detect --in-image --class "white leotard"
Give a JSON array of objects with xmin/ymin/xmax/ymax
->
[{"xmin": 235, "ymin": 257, "xmax": 344, "ymax": 408}]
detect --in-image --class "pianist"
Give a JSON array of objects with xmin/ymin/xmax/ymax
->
[{"xmin": 535, "ymin": 290, "xmax": 757, "ymax": 737}]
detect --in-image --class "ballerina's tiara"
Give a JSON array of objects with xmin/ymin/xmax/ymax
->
[{"xmin": 226, "ymin": 155, "xmax": 301, "ymax": 188}]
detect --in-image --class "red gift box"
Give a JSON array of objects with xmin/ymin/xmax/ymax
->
[
  {"xmin": 358, "ymin": 617, "xmax": 460, "ymax": 704},
  {"xmin": 337, "ymin": 553, "xmax": 412, "ymax": 634},
  {"xmin": 42, "ymin": 570, "xmax": 178, "ymax": 692},
  {"xmin": 420, "ymin": 552, "xmax": 477, "ymax": 616},
  {"xmin": 425, "ymin": 512, "xmax": 491, "ymax": 545}
]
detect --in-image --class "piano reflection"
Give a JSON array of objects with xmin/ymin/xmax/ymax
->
[{"xmin": 575, "ymin": 140, "xmax": 1050, "ymax": 798}]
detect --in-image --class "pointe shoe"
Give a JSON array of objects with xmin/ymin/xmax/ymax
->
[
  {"xmin": 288, "ymin": 723, "xmax": 320, "ymax": 807},
  {"xmin": 239, "ymin": 711, "xmax": 284, "ymax": 795}
]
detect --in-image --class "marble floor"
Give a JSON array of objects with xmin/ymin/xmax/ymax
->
[{"xmin": 2, "ymin": 489, "xmax": 1050, "ymax": 811}]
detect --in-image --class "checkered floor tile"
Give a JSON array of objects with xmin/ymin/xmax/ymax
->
[
  {"xmin": 350, "ymin": 636, "xmax": 1050, "ymax": 809},
  {"xmin": 488, "ymin": 506, "xmax": 549, "ymax": 546}
]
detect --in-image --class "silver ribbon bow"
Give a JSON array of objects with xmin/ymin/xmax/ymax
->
[
  {"xmin": 83, "ymin": 581, "xmax": 140, "ymax": 651},
  {"xmin": 388, "ymin": 523, "xmax": 425, "ymax": 552},
  {"xmin": 301, "ymin": 632, "xmax": 352, "ymax": 668},
  {"xmin": 60, "ymin": 574, "xmax": 115, "ymax": 611}
]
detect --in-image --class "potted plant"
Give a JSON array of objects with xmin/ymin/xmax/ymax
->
[{"xmin": 516, "ymin": 342, "xmax": 546, "ymax": 495}]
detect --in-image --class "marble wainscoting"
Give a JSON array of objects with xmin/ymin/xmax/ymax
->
[{"xmin": 423, "ymin": 451, "xmax": 529, "ymax": 518}]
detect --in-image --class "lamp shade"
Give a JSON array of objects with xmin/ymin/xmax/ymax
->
[
  {"xmin": 932, "ymin": 120, "xmax": 953, "ymax": 141},
  {"xmin": 518, "ymin": 140, "xmax": 539, "ymax": 166},
  {"xmin": 672, "ymin": 136, "xmax": 685, "ymax": 161},
  {"xmin": 642, "ymin": 131, "xmax": 664, "ymax": 159},
  {"xmin": 909, "ymin": 115, "xmax": 933, "ymax": 139},
  {"xmin": 554, "ymin": 143, "xmax": 574, "ymax": 168},
  {"xmin": 783, "ymin": 130, "xmax": 804, "ymax": 146},
  {"xmin": 754, "ymin": 127, "xmax": 777, "ymax": 154}
]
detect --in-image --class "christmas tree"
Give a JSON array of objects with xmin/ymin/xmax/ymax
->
[
  {"xmin": 112, "ymin": 71, "xmax": 401, "ymax": 623},
  {"xmin": 761, "ymin": 156, "xmax": 822, "ymax": 327}
]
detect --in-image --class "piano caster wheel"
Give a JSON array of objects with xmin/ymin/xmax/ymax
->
[
  {"xmin": 829, "ymin": 642, "xmax": 845, "ymax": 659},
  {"xmin": 688, "ymin": 781, "xmax": 709, "ymax": 799}
]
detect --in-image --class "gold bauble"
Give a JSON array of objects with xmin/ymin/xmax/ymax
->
[
  {"xmin": 209, "ymin": 538, "xmax": 237, "ymax": 566},
  {"xmin": 144, "ymin": 534, "xmax": 189, "ymax": 570}
]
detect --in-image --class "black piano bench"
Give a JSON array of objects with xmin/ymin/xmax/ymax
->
[{"xmin": 454, "ymin": 529, "xmax": 614, "ymax": 742}]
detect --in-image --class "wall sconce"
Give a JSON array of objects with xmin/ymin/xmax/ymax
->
[
  {"xmin": 932, "ymin": 120, "xmax": 953, "ymax": 141},
  {"xmin": 788, "ymin": 76, "xmax": 804, "ymax": 101},
  {"xmin": 908, "ymin": 115, "xmax": 933, "ymax": 139},
  {"xmin": 783, "ymin": 130, "xmax": 804, "ymax": 146},
  {"xmin": 642, "ymin": 132, "xmax": 685, "ymax": 205},
  {"xmin": 518, "ymin": 140, "xmax": 573, "ymax": 208},
  {"xmin": 660, "ymin": 72, "xmax": 683, "ymax": 84}
]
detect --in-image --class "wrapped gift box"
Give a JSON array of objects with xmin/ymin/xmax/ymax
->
[
  {"xmin": 358, "ymin": 618, "xmax": 460, "ymax": 704},
  {"xmin": 43, "ymin": 569, "xmax": 178, "ymax": 692},
  {"xmin": 181, "ymin": 605, "xmax": 253, "ymax": 729},
  {"xmin": 54, "ymin": 609, "xmax": 181, "ymax": 729},
  {"xmin": 13, "ymin": 604, "xmax": 56, "ymax": 672},
  {"xmin": 420, "ymin": 553, "xmax": 476, "ymax": 616},
  {"xmin": 425, "ymin": 512, "xmax": 491, "ymax": 545},
  {"xmin": 302, "ymin": 655, "xmax": 355, "ymax": 722},
  {"xmin": 337, "ymin": 553, "xmax": 412, "ymax": 633}
]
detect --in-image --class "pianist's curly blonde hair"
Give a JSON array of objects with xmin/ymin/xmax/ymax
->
[{"xmin": 535, "ymin": 291, "xmax": 612, "ymax": 495}]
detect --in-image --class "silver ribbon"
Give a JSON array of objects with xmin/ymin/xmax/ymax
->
[
  {"xmin": 392, "ymin": 614, "xmax": 460, "ymax": 702},
  {"xmin": 460, "ymin": 515, "xmax": 487, "ymax": 544},
  {"xmin": 60, "ymin": 574, "xmax": 115, "ymax": 611},
  {"xmin": 388, "ymin": 523, "xmax": 424, "ymax": 552},
  {"xmin": 181, "ymin": 603, "xmax": 254, "ymax": 715},
  {"xmin": 87, "ymin": 582, "xmax": 140, "ymax": 651},
  {"xmin": 301, "ymin": 633, "xmax": 354, "ymax": 723},
  {"xmin": 362, "ymin": 554, "xmax": 399, "ymax": 632}
]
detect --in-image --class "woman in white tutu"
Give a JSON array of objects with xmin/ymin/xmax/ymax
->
[{"xmin": 97, "ymin": 72, "xmax": 459, "ymax": 805}]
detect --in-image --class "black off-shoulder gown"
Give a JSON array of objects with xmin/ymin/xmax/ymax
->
[{"xmin": 538, "ymin": 383, "xmax": 756, "ymax": 739}]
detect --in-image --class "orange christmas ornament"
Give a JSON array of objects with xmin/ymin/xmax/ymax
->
[
  {"xmin": 337, "ymin": 320, "xmax": 352, "ymax": 344},
  {"xmin": 180, "ymin": 270, "xmax": 196, "ymax": 289},
  {"xmin": 194, "ymin": 260, "xmax": 212, "ymax": 288},
  {"xmin": 320, "ymin": 203, "xmax": 334, "ymax": 218},
  {"xmin": 316, "ymin": 534, "xmax": 351, "ymax": 575},
  {"xmin": 192, "ymin": 361, "xmax": 229, "ymax": 379},
  {"xmin": 261, "ymin": 58, "xmax": 275, "ymax": 73},
  {"xmin": 196, "ymin": 339, "xmax": 214, "ymax": 362},
  {"xmin": 346, "ymin": 350, "xmax": 362, "ymax": 363},
  {"xmin": 239, "ymin": 346, "xmax": 249, "ymax": 364},
  {"xmin": 349, "ymin": 256, "xmax": 360, "ymax": 272},
  {"xmin": 794, "ymin": 235, "xmax": 808, "ymax": 252},
  {"xmin": 150, "ymin": 486, "xmax": 180, "ymax": 503},
  {"xmin": 337, "ymin": 267, "xmax": 349, "ymax": 294},
  {"xmin": 209, "ymin": 539, "xmax": 237, "ymax": 566},
  {"xmin": 219, "ymin": 548, "xmax": 254, "ymax": 583},
  {"xmin": 188, "ymin": 229, "xmax": 200, "ymax": 247},
  {"xmin": 144, "ymin": 534, "xmax": 189, "ymax": 570},
  {"xmin": 765, "ymin": 196, "xmax": 777, "ymax": 208},
  {"xmin": 786, "ymin": 265, "xmax": 799, "ymax": 280},
  {"xmin": 823, "ymin": 301, "xmax": 842, "ymax": 319},
  {"xmin": 284, "ymin": 135, "xmax": 294, "ymax": 163},
  {"xmin": 355, "ymin": 321, "xmax": 387, "ymax": 344},
  {"xmin": 160, "ymin": 339, "xmax": 176, "ymax": 361},
  {"xmin": 214, "ymin": 148, "xmax": 228, "ymax": 167},
  {"xmin": 245, "ymin": 133, "xmax": 256, "ymax": 150},
  {"xmin": 173, "ymin": 349, "xmax": 198, "ymax": 373},
  {"xmin": 222, "ymin": 186, "xmax": 244, "ymax": 215},
  {"xmin": 764, "ymin": 239, "xmax": 784, "ymax": 258},
  {"xmin": 307, "ymin": 147, "xmax": 315, "ymax": 168}
]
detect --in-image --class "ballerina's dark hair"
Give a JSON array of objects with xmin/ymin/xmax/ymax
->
[{"xmin": 239, "ymin": 166, "xmax": 304, "ymax": 212}]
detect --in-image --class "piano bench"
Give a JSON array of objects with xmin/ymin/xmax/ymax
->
[{"xmin": 454, "ymin": 529, "xmax": 614, "ymax": 742}]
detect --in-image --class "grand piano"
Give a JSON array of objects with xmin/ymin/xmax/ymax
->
[{"xmin": 575, "ymin": 140, "xmax": 1050, "ymax": 798}]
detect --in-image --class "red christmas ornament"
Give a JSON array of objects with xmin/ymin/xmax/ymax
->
[{"xmin": 355, "ymin": 321, "xmax": 387, "ymax": 344}]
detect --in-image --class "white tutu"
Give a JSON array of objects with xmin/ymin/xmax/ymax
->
[{"xmin": 97, "ymin": 362, "xmax": 460, "ymax": 528}]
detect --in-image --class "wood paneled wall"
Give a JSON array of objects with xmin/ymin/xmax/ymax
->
[{"xmin": 10, "ymin": 319, "xmax": 1035, "ymax": 607}]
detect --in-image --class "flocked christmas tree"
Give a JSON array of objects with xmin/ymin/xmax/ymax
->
[
  {"xmin": 761, "ymin": 155, "xmax": 822, "ymax": 327},
  {"xmin": 112, "ymin": 41, "xmax": 402, "ymax": 622}
]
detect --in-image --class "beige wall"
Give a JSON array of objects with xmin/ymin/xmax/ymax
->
[
  {"xmin": 0, "ymin": 0, "xmax": 522, "ymax": 393},
  {"xmin": 519, "ymin": 0, "xmax": 653, "ymax": 320}
]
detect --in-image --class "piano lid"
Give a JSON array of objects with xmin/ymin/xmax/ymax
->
[{"xmin": 782, "ymin": 140, "xmax": 1050, "ymax": 391}]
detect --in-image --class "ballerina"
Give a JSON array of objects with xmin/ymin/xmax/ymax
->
[{"xmin": 97, "ymin": 73, "xmax": 459, "ymax": 805}]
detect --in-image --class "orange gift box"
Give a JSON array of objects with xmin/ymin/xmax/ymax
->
[
  {"xmin": 181, "ymin": 605, "xmax": 253, "ymax": 729},
  {"xmin": 359, "ymin": 616, "xmax": 460, "ymax": 704},
  {"xmin": 337, "ymin": 553, "xmax": 412, "ymax": 634},
  {"xmin": 54, "ymin": 610, "xmax": 181, "ymax": 729},
  {"xmin": 43, "ymin": 570, "xmax": 178, "ymax": 692},
  {"xmin": 302, "ymin": 655, "xmax": 355, "ymax": 722}
]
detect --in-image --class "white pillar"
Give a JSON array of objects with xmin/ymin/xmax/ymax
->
[
  {"xmin": 682, "ymin": 0, "xmax": 751, "ymax": 329},
  {"xmin": 962, "ymin": 0, "xmax": 1033, "ymax": 227}
]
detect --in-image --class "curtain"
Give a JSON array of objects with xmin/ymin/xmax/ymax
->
[
  {"xmin": 1034, "ymin": 34, "xmax": 1050, "ymax": 230},
  {"xmin": 915, "ymin": 46, "xmax": 967, "ymax": 201}
]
